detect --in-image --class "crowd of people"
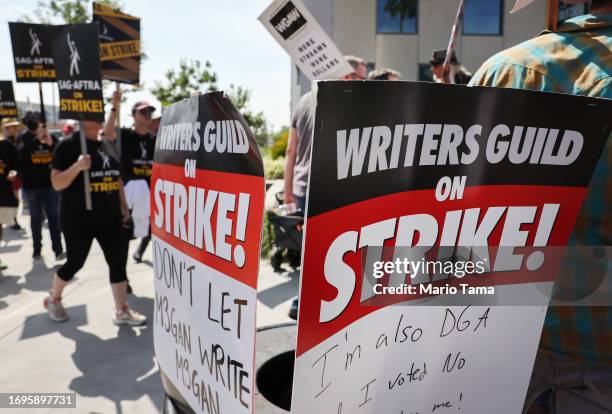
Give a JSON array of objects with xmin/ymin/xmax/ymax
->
[{"xmin": 0, "ymin": 97, "xmax": 159, "ymax": 326}]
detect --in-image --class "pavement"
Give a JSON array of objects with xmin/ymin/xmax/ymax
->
[{"xmin": 0, "ymin": 211, "xmax": 298, "ymax": 413}]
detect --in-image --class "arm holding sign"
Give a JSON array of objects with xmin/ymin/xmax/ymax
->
[
  {"xmin": 103, "ymin": 90, "xmax": 121, "ymax": 141},
  {"xmin": 51, "ymin": 155, "xmax": 91, "ymax": 191},
  {"xmin": 283, "ymin": 127, "xmax": 298, "ymax": 204}
]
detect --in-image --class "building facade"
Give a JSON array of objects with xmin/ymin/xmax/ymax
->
[{"xmin": 291, "ymin": 0, "xmax": 552, "ymax": 108}]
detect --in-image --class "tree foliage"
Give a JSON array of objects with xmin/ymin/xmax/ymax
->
[
  {"xmin": 24, "ymin": 0, "xmax": 123, "ymax": 24},
  {"xmin": 151, "ymin": 60, "xmax": 271, "ymax": 147},
  {"xmin": 383, "ymin": 0, "xmax": 418, "ymax": 31},
  {"xmin": 150, "ymin": 59, "xmax": 218, "ymax": 107}
]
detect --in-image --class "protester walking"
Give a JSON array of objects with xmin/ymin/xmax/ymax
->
[
  {"xmin": 1, "ymin": 117, "xmax": 23, "ymax": 231},
  {"xmin": 0, "ymin": 127, "xmax": 19, "ymax": 270},
  {"xmin": 103, "ymin": 93, "xmax": 156, "ymax": 272},
  {"xmin": 284, "ymin": 55, "xmax": 367, "ymax": 319},
  {"xmin": 469, "ymin": 1, "xmax": 612, "ymax": 413},
  {"xmin": 17, "ymin": 118, "xmax": 64, "ymax": 260},
  {"xmin": 46, "ymin": 120, "xmax": 146, "ymax": 325}
]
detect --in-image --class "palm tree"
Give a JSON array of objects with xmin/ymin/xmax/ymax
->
[{"xmin": 383, "ymin": 0, "xmax": 418, "ymax": 32}]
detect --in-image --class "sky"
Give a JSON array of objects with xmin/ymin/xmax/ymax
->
[{"xmin": 0, "ymin": 0, "xmax": 292, "ymax": 130}]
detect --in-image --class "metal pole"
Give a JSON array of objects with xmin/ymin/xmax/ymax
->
[
  {"xmin": 115, "ymin": 82, "xmax": 122, "ymax": 157},
  {"xmin": 78, "ymin": 120, "xmax": 93, "ymax": 211},
  {"xmin": 38, "ymin": 82, "xmax": 46, "ymax": 123},
  {"xmin": 442, "ymin": 0, "xmax": 465, "ymax": 84}
]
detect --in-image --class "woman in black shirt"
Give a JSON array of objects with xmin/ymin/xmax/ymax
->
[{"xmin": 45, "ymin": 120, "xmax": 146, "ymax": 325}]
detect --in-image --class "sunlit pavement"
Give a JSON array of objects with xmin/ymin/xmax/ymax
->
[{"xmin": 0, "ymin": 211, "xmax": 296, "ymax": 413}]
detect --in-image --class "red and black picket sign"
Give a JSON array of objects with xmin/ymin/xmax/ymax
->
[
  {"xmin": 50, "ymin": 23, "xmax": 105, "ymax": 122},
  {"xmin": 8, "ymin": 22, "xmax": 56, "ymax": 83}
]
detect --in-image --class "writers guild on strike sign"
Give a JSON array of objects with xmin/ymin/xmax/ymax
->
[
  {"xmin": 50, "ymin": 23, "xmax": 105, "ymax": 122},
  {"xmin": 290, "ymin": 81, "xmax": 611, "ymax": 414},
  {"xmin": 151, "ymin": 92, "xmax": 265, "ymax": 414}
]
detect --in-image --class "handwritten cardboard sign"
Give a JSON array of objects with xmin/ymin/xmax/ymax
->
[
  {"xmin": 291, "ymin": 81, "xmax": 611, "ymax": 413},
  {"xmin": 259, "ymin": 0, "xmax": 353, "ymax": 81},
  {"xmin": 152, "ymin": 92, "xmax": 265, "ymax": 414}
]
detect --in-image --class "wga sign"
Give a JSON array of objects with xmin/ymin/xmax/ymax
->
[{"xmin": 270, "ymin": 1, "xmax": 306, "ymax": 40}]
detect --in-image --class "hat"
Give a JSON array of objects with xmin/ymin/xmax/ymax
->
[
  {"xmin": 132, "ymin": 101, "xmax": 156, "ymax": 114},
  {"xmin": 430, "ymin": 49, "xmax": 459, "ymax": 66},
  {"xmin": 1, "ymin": 118, "xmax": 20, "ymax": 128},
  {"xmin": 62, "ymin": 123, "xmax": 75, "ymax": 134}
]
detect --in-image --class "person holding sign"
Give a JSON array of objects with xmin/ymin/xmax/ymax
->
[
  {"xmin": 45, "ymin": 120, "xmax": 146, "ymax": 326},
  {"xmin": 0, "ymin": 130, "xmax": 19, "ymax": 270},
  {"xmin": 469, "ymin": 1, "xmax": 612, "ymax": 412},
  {"xmin": 16, "ymin": 113, "xmax": 64, "ymax": 261},
  {"xmin": 103, "ymin": 91, "xmax": 156, "ymax": 267}
]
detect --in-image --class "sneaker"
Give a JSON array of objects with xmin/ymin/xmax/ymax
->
[
  {"xmin": 55, "ymin": 251, "xmax": 67, "ymax": 261},
  {"xmin": 0, "ymin": 260, "xmax": 7, "ymax": 271},
  {"xmin": 113, "ymin": 305, "xmax": 146, "ymax": 326},
  {"xmin": 44, "ymin": 293, "xmax": 68, "ymax": 322},
  {"xmin": 132, "ymin": 252, "xmax": 142, "ymax": 263}
]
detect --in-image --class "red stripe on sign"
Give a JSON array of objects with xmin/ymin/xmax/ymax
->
[
  {"xmin": 296, "ymin": 184, "xmax": 587, "ymax": 356},
  {"xmin": 151, "ymin": 164, "xmax": 265, "ymax": 289}
]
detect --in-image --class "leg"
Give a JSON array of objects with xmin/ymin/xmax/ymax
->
[
  {"xmin": 96, "ymin": 222, "xmax": 128, "ymax": 311},
  {"xmin": 24, "ymin": 190, "xmax": 43, "ymax": 256},
  {"xmin": 96, "ymin": 222, "xmax": 146, "ymax": 325},
  {"xmin": 46, "ymin": 226, "xmax": 93, "ymax": 322},
  {"xmin": 42, "ymin": 189, "xmax": 63, "ymax": 255},
  {"xmin": 54, "ymin": 227, "xmax": 94, "ymax": 298},
  {"xmin": 134, "ymin": 231, "xmax": 151, "ymax": 261}
]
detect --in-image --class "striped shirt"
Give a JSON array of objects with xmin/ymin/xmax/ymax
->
[{"xmin": 469, "ymin": 13, "xmax": 611, "ymax": 364}]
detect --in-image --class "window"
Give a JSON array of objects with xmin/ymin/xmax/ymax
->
[
  {"xmin": 557, "ymin": 3, "xmax": 588, "ymax": 25},
  {"xmin": 463, "ymin": 0, "xmax": 502, "ymax": 36},
  {"xmin": 377, "ymin": 0, "xmax": 418, "ymax": 34},
  {"xmin": 418, "ymin": 64, "xmax": 433, "ymax": 82}
]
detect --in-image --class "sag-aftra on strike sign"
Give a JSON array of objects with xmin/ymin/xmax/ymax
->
[{"xmin": 292, "ymin": 81, "xmax": 611, "ymax": 414}]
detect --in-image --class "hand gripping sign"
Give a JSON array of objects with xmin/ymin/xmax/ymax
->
[
  {"xmin": 259, "ymin": 0, "xmax": 353, "ymax": 81},
  {"xmin": 152, "ymin": 92, "xmax": 265, "ymax": 414},
  {"xmin": 291, "ymin": 81, "xmax": 611, "ymax": 414}
]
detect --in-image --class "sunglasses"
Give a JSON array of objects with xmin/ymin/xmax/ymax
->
[{"xmin": 134, "ymin": 108, "xmax": 154, "ymax": 117}]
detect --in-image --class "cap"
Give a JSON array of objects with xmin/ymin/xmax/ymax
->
[
  {"xmin": 430, "ymin": 49, "xmax": 458, "ymax": 66},
  {"xmin": 132, "ymin": 101, "xmax": 156, "ymax": 114},
  {"xmin": 1, "ymin": 118, "xmax": 20, "ymax": 128}
]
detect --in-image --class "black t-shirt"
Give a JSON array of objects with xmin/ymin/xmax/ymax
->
[
  {"xmin": 52, "ymin": 134, "xmax": 122, "ymax": 227},
  {"xmin": 0, "ymin": 140, "xmax": 18, "ymax": 207},
  {"xmin": 17, "ymin": 130, "xmax": 57, "ymax": 190},
  {"xmin": 119, "ymin": 128, "xmax": 155, "ymax": 183}
]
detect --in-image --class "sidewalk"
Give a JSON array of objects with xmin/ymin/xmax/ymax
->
[{"xmin": 0, "ymin": 212, "xmax": 297, "ymax": 413}]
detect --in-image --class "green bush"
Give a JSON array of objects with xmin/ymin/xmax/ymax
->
[
  {"xmin": 263, "ymin": 154, "xmax": 285, "ymax": 180},
  {"xmin": 270, "ymin": 128, "xmax": 289, "ymax": 160}
]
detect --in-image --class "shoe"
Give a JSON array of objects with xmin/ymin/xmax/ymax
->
[
  {"xmin": 55, "ymin": 251, "xmax": 67, "ymax": 261},
  {"xmin": 132, "ymin": 252, "xmax": 142, "ymax": 263},
  {"xmin": 11, "ymin": 223, "xmax": 22, "ymax": 230},
  {"xmin": 113, "ymin": 305, "xmax": 147, "ymax": 326},
  {"xmin": 0, "ymin": 260, "xmax": 7, "ymax": 271},
  {"xmin": 288, "ymin": 297, "xmax": 299, "ymax": 320},
  {"xmin": 127, "ymin": 283, "xmax": 133, "ymax": 295},
  {"xmin": 44, "ymin": 293, "xmax": 68, "ymax": 322}
]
